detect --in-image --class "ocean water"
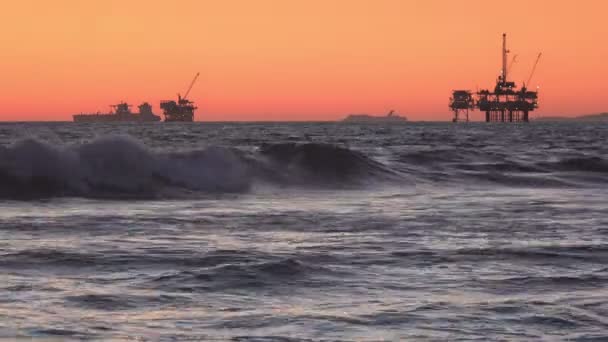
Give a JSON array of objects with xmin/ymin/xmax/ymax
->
[{"xmin": 1, "ymin": 122, "xmax": 608, "ymax": 341}]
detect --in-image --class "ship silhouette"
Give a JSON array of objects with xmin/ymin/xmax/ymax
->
[
  {"xmin": 73, "ymin": 102, "xmax": 161, "ymax": 122},
  {"xmin": 342, "ymin": 110, "xmax": 408, "ymax": 123}
]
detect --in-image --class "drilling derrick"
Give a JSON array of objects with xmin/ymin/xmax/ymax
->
[{"xmin": 450, "ymin": 33, "xmax": 540, "ymax": 123}]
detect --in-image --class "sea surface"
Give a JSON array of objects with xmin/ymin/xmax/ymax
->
[{"xmin": 1, "ymin": 122, "xmax": 607, "ymax": 341}]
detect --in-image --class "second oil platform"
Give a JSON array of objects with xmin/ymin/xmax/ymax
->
[
  {"xmin": 161, "ymin": 72, "xmax": 200, "ymax": 122},
  {"xmin": 450, "ymin": 34, "xmax": 541, "ymax": 123}
]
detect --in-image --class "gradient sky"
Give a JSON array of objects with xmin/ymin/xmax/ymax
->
[{"xmin": 1, "ymin": 0, "xmax": 607, "ymax": 121}]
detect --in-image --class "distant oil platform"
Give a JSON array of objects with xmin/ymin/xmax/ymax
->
[
  {"xmin": 161, "ymin": 72, "xmax": 200, "ymax": 122},
  {"xmin": 450, "ymin": 34, "xmax": 541, "ymax": 123}
]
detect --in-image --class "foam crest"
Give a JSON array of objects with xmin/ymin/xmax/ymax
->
[
  {"xmin": 0, "ymin": 136, "xmax": 251, "ymax": 199},
  {"xmin": 0, "ymin": 138, "xmax": 394, "ymax": 199}
]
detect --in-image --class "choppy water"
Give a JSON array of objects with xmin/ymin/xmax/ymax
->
[{"xmin": 1, "ymin": 122, "xmax": 608, "ymax": 341}]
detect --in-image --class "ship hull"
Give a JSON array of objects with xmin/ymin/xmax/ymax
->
[
  {"xmin": 342, "ymin": 115, "xmax": 408, "ymax": 123},
  {"xmin": 73, "ymin": 114, "xmax": 161, "ymax": 123}
]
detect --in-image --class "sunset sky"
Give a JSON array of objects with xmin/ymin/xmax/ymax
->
[{"xmin": 1, "ymin": 0, "xmax": 607, "ymax": 121}]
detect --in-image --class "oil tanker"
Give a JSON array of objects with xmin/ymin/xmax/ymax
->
[{"xmin": 73, "ymin": 102, "xmax": 161, "ymax": 122}]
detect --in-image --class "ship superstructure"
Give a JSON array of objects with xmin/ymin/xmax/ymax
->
[
  {"xmin": 450, "ymin": 34, "xmax": 541, "ymax": 122},
  {"xmin": 161, "ymin": 73, "xmax": 200, "ymax": 122}
]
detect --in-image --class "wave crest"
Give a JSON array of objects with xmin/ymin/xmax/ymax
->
[
  {"xmin": 258, "ymin": 142, "xmax": 396, "ymax": 185},
  {"xmin": 0, "ymin": 136, "xmax": 251, "ymax": 199},
  {"xmin": 0, "ymin": 138, "xmax": 394, "ymax": 199}
]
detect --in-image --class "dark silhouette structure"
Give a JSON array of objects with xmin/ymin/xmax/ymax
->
[
  {"xmin": 450, "ymin": 90, "xmax": 475, "ymax": 122},
  {"xmin": 450, "ymin": 34, "xmax": 540, "ymax": 122},
  {"xmin": 73, "ymin": 101, "xmax": 161, "ymax": 122},
  {"xmin": 342, "ymin": 110, "xmax": 408, "ymax": 123},
  {"xmin": 161, "ymin": 72, "xmax": 200, "ymax": 122}
]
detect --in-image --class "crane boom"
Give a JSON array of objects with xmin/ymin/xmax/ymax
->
[
  {"xmin": 183, "ymin": 72, "xmax": 200, "ymax": 100},
  {"xmin": 508, "ymin": 54, "xmax": 518, "ymax": 72},
  {"xmin": 526, "ymin": 53, "xmax": 542, "ymax": 86}
]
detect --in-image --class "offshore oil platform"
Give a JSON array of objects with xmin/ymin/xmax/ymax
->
[
  {"xmin": 161, "ymin": 72, "xmax": 200, "ymax": 122},
  {"xmin": 450, "ymin": 34, "xmax": 541, "ymax": 123}
]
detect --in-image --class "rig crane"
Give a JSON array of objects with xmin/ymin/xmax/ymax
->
[
  {"xmin": 526, "ymin": 53, "xmax": 542, "ymax": 87},
  {"xmin": 181, "ymin": 72, "xmax": 200, "ymax": 102},
  {"xmin": 508, "ymin": 54, "xmax": 518, "ymax": 73}
]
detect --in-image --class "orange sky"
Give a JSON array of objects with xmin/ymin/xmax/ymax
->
[{"xmin": 1, "ymin": 0, "xmax": 607, "ymax": 121}]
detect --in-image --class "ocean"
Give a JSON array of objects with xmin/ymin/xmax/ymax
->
[{"xmin": 1, "ymin": 122, "xmax": 607, "ymax": 341}]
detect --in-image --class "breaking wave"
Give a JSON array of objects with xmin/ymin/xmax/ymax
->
[
  {"xmin": 0, "ymin": 137, "xmax": 395, "ymax": 199},
  {"xmin": 0, "ymin": 137, "xmax": 250, "ymax": 199},
  {"xmin": 2, "ymin": 135, "xmax": 608, "ymax": 200},
  {"xmin": 254, "ymin": 142, "xmax": 398, "ymax": 186}
]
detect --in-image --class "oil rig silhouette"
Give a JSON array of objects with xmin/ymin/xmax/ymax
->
[
  {"xmin": 450, "ymin": 34, "xmax": 541, "ymax": 123},
  {"xmin": 160, "ymin": 72, "xmax": 200, "ymax": 122}
]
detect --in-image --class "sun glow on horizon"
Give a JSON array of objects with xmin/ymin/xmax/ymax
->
[{"xmin": 1, "ymin": 0, "xmax": 607, "ymax": 121}]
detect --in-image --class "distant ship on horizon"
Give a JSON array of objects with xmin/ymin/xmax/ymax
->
[
  {"xmin": 341, "ymin": 110, "xmax": 408, "ymax": 123},
  {"xmin": 73, "ymin": 102, "xmax": 161, "ymax": 122}
]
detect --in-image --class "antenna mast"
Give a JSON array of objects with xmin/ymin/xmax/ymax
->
[{"xmin": 502, "ymin": 33, "xmax": 510, "ymax": 84}]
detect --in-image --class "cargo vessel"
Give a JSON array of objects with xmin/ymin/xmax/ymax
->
[
  {"xmin": 73, "ymin": 102, "xmax": 161, "ymax": 122},
  {"xmin": 342, "ymin": 110, "xmax": 408, "ymax": 123}
]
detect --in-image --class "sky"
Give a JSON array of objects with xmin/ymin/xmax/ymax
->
[{"xmin": 1, "ymin": 0, "xmax": 607, "ymax": 121}]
